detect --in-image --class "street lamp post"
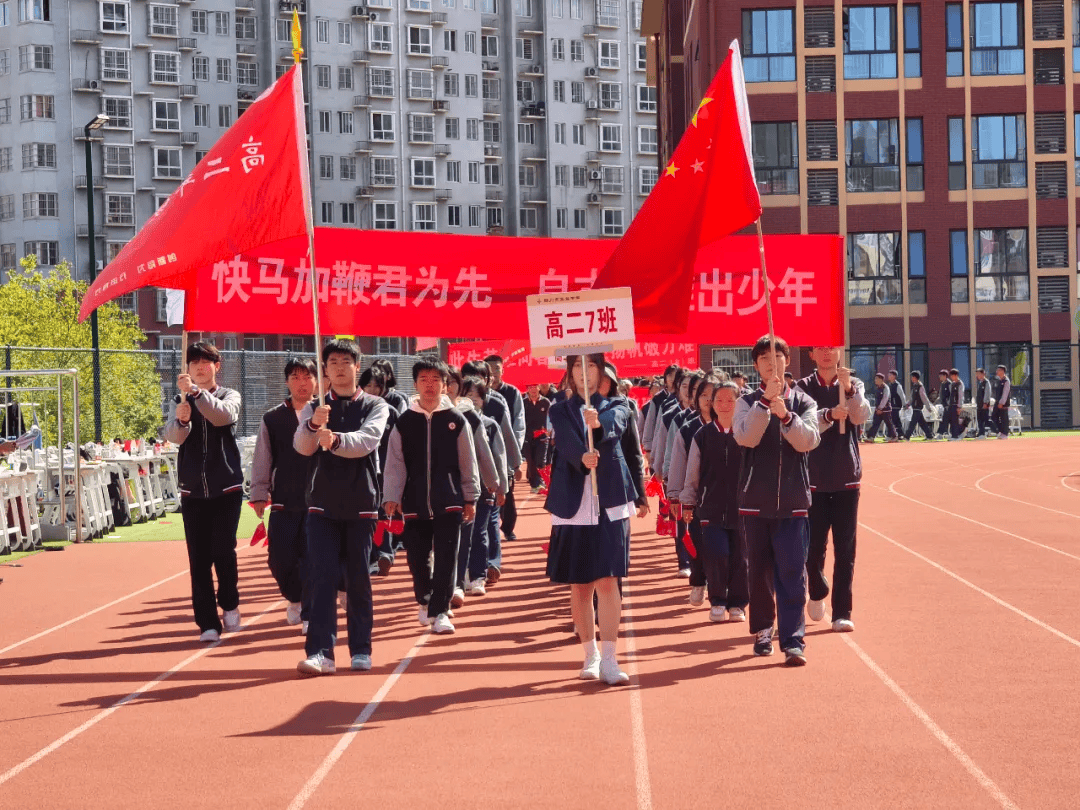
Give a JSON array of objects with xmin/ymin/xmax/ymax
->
[{"xmin": 84, "ymin": 113, "xmax": 109, "ymax": 443}]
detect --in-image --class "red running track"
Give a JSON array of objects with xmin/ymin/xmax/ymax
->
[{"xmin": 2, "ymin": 437, "xmax": 1080, "ymax": 808}]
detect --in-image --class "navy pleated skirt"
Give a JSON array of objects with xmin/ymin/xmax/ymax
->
[{"xmin": 546, "ymin": 510, "xmax": 630, "ymax": 584}]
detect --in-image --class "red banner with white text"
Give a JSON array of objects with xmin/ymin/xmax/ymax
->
[{"xmin": 182, "ymin": 229, "xmax": 843, "ymax": 346}]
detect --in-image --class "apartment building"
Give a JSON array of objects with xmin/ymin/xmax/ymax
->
[
  {"xmin": 0, "ymin": 0, "xmax": 658, "ymax": 354},
  {"xmin": 643, "ymin": 0, "xmax": 1080, "ymax": 428}
]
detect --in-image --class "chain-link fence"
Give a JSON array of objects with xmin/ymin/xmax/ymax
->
[{"xmin": 1, "ymin": 347, "xmax": 426, "ymax": 441}]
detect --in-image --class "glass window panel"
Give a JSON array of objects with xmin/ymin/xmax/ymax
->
[{"xmin": 908, "ymin": 232, "xmax": 925, "ymax": 277}]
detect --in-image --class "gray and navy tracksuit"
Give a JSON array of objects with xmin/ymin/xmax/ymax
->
[
  {"xmin": 250, "ymin": 398, "xmax": 314, "ymax": 620},
  {"xmin": 992, "ymin": 374, "xmax": 1012, "ymax": 436},
  {"xmin": 866, "ymin": 382, "xmax": 897, "ymax": 440},
  {"xmin": 165, "ymin": 385, "xmax": 244, "ymax": 634},
  {"xmin": 482, "ymin": 389, "xmax": 523, "ymax": 562},
  {"xmin": 383, "ymin": 399, "xmax": 480, "ymax": 620},
  {"xmin": 904, "ymin": 382, "xmax": 934, "ymax": 440},
  {"xmin": 734, "ymin": 385, "xmax": 820, "ymax": 654},
  {"xmin": 887, "ymin": 378, "xmax": 906, "ymax": 434},
  {"xmin": 456, "ymin": 398, "xmax": 506, "ymax": 588},
  {"xmin": 294, "ymin": 389, "xmax": 390, "ymax": 663},
  {"xmin": 523, "ymin": 394, "xmax": 551, "ymax": 488},
  {"xmin": 975, "ymin": 377, "xmax": 993, "ymax": 435},
  {"xmin": 948, "ymin": 378, "xmax": 966, "ymax": 438},
  {"xmin": 494, "ymin": 381, "xmax": 525, "ymax": 541},
  {"xmin": 797, "ymin": 373, "xmax": 872, "ymax": 623}
]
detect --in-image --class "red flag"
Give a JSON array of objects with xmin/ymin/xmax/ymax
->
[
  {"xmin": 594, "ymin": 40, "xmax": 761, "ymax": 334},
  {"xmin": 78, "ymin": 64, "xmax": 311, "ymax": 322}
]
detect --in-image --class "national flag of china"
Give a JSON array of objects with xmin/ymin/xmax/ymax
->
[
  {"xmin": 593, "ymin": 41, "xmax": 761, "ymax": 334},
  {"xmin": 79, "ymin": 64, "xmax": 312, "ymax": 323}
]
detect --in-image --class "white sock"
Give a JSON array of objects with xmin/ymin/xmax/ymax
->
[
  {"xmin": 583, "ymin": 639, "xmax": 598, "ymax": 659},
  {"xmin": 601, "ymin": 640, "xmax": 617, "ymax": 661}
]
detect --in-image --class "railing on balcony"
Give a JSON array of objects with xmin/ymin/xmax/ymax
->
[
  {"xmin": 971, "ymin": 161, "xmax": 1027, "ymax": 189},
  {"xmin": 756, "ymin": 168, "xmax": 799, "ymax": 195},
  {"xmin": 844, "ymin": 165, "xmax": 901, "ymax": 193}
]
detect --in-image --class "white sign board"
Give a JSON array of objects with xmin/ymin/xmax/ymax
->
[{"xmin": 526, "ymin": 287, "xmax": 637, "ymax": 357}]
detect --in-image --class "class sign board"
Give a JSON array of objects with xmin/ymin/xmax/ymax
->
[{"xmin": 526, "ymin": 287, "xmax": 637, "ymax": 357}]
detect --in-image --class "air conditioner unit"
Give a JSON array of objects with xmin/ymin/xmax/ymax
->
[
  {"xmin": 532, "ymin": 65, "xmax": 543, "ymax": 73},
  {"xmin": 352, "ymin": 4, "xmax": 367, "ymax": 15},
  {"xmin": 88, "ymin": 79, "xmax": 100, "ymax": 90},
  {"xmin": 587, "ymin": 193, "xmax": 600, "ymax": 203},
  {"xmin": 589, "ymin": 170, "xmax": 601, "ymax": 180},
  {"xmin": 585, "ymin": 67, "xmax": 598, "ymax": 77},
  {"xmin": 368, "ymin": 11, "xmax": 378, "ymax": 20},
  {"xmin": 585, "ymin": 100, "xmax": 598, "ymax": 110}
]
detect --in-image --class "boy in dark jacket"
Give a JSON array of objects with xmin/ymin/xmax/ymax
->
[
  {"xmin": 249, "ymin": 358, "xmax": 317, "ymax": 633},
  {"xmin": 865, "ymin": 373, "xmax": 898, "ymax": 442},
  {"xmin": 934, "ymin": 369, "xmax": 952, "ymax": 440},
  {"xmin": 973, "ymin": 368, "xmax": 992, "ymax": 439},
  {"xmin": 887, "ymin": 370, "xmax": 906, "ymax": 436},
  {"xmin": 734, "ymin": 335, "xmax": 820, "ymax": 666},
  {"xmin": 798, "ymin": 347, "xmax": 872, "ymax": 633},
  {"xmin": 522, "ymin": 382, "xmax": 551, "ymax": 492},
  {"xmin": 384, "ymin": 359, "xmax": 480, "ymax": 635},
  {"xmin": 903, "ymin": 371, "xmax": 934, "ymax": 440},
  {"xmin": 164, "ymin": 342, "xmax": 244, "ymax": 643},
  {"xmin": 294, "ymin": 340, "xmax": 390, "ymax": 676}
]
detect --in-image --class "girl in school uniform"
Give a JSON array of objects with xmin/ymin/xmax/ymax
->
[{"xmin": 545, "ymin": 353, "xmax": 639, "ymax": 685}]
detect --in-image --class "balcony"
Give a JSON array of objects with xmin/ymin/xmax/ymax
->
[
  {"xmin": 432, "ymin": 99, "xmax": 449, "ymax": 112},
  {"xmin": 485, "ymin": 188, "xmax": 503, "ymax": 202},
  {"xmin": 180, "ymin": 84, "xmax": 197, "ymax": 97},
  {"xmin": 237, "ymin": 43, "xmax": 257, "ymax": 56},
  {"xmin": 355, "ymin": 186, "xmax": 375, "ymax": 197},
  {"xmin": 352, "ymin": 49, "xmax": 373, "ymax": 64},
  {"xmin": 844, "ymin": 165, "xmax": 900, "ymax": 193},
  {"xmin": 237, "ymin": 89, "xmax": 257, "ymax": 101},
  {"xmin": 353, "ymin": 94, "xmax": 370, "ymax": 108},
  {"xmin": 518, "ymin": 24, "xmax": 544, "ymax": 36},
  {"xmin": 521, "ymin": 190, "xmax": 547, "ymax": 204},
  {"xmin": 521, "ymin": 102, "xmax": 546, "ymax": 118},
  {"xmin": 433, "ymin": 143, "xmax": 450, "ymax": 156},
  {"xmin": 483, "ymin": 144, "xmax": 501, "ymax": 159},
  {"xmin": 278, "ymin": 49, "xmax": 296, "ymax": 64},
  {"xmin": 756, "ymin": 169, "xmax": 799, "ymax": 196},
  {"xmin": 430, "ymin": 12, "xmax": 448, "ymax": 24},
  {"xmin": 430, "ymin": 56, "xmax": 449, "ymax": 68},
  {"xmin": 518, "ymin": 64, "xmax": 544, "ymax": 77},
  {"xmin": 75, "ymin": 176, "xmax": 106, "ymax": 190},
  {"xmin": 435, "ymin": 188, "xmax": 451, "ymax": 200},
  {"xmin": 76, "ymin": 223, "xmax": 105, "ymax": 238},
  {"xmin": 972, "ymin": 161, "xmax": 1027, "ymax": 189},
  {"xmin": 236, "ymin": 0, "xmax": 256, "ymax": 9},
  {"xmin": 178, "ymin": 38, "xmax": 197, "ymax": 51},
  {"xmin": 483, "ymin": 101, "xmax": 501, "ymax": 117},
  {"xmin": 482, "ymin": 60, "xmax": 500, "ymax": 73},
  {"xmin": 585, "ymin": 151, "xmax": 600, "ymax": 163},
  {"xmin": 481, "ymin": 15, "xmax": 499, "ymax": 29},
  {"xmin": 180, "ymin": 132, "xmax": 199, "ymax": 145},
  {"xmin": 355, "ymin": 140, "xmax": 374, "ymax": 153},
  {"xmin": 596, "ymin": 14, "xmax": 619, "ymax": 27},
  {"xmin": 74, "ymin": 127, "xmax": 105, "ymax": 142},
  {"xmin": 71, "ymin": 30, "xmax": 103, "ymax": 44},
  {"xmin": 582, "ymin": 25, "xmax": 597, "ymax": 38}
]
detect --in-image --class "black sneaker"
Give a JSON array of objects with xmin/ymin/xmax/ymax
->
[
  {"xmin": 784, "ymin": 647, "xmax": 807, "ymax": 667},
  {"xmin": 753, "ymin": 628, "xmax": 774, "ymax": 656}
]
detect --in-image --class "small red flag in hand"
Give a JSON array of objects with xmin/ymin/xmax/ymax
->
[
  {"xmin": 681, "ymin": 527, "xmax": 698, "ymax": 559},
  {"xmin": 249, "ymin": 522, "xmax": 267, "ymax": 547}
]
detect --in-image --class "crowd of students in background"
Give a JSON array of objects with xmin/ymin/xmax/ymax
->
[{"xmin": 165, "ymin": 336, "xmax": 1015, "ymax": 683}]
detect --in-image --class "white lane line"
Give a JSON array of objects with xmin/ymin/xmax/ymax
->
[
  {"xmin": 836, "ymin": 630, "xmax": 1020, "ymax": 810},
  {"xmin": 0, "ymin": 570, "xmax": 188, "ymax": 657},
  {"xmin": 0, "ymin": 599, "xmax": 284, "ymax": 788},
  {"xmin": 882, "ymin": 475, "xmax": 1080, "ymax": 563},
  {"xmin": 621, "ymin": 579, "xmax": 653, "ymax": 810},
  {"xmin": 860, "ymin": 521, "xmax": 1080, "ymax": 651},
  {"xmin": 287, "ymin": 630, "xmax": 430, "ymax": 810},
  {"xmin": 974, "ymin": 472, "xmax": 1080, "ymax": 519},
  {"xmin": 1062, "ymin": 471, "xmax": 1080, "ymax": 493}
]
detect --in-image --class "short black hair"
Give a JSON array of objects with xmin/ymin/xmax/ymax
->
[
  {"xmin": 752, "ymin": 334, "xmax": 790, "ymax": 361},
  {"xmin": 412, "ymin": 357, "xmax": 449, "ymax": 382},
  {"xmin": 684, "ymin": 370, "xmax": 706, "ymax": 403},
  {"xmin": 783, "ymin": 371, "xmax": 794, "ymax": 379},
  {"xmin": 672, "ymin": 367, "xmax": 686, "ymax": 390},
  {"xmin": 358, "ymin": 367, "xmax": 386, "ymax": 393},
  {"xmin": 939, "ymin": 369, "xmax": 949, "ymax": 375},
  {"xmin": 460, "ymin": 375, "xmax": 488, "ymax": 400},
  {"xmin": 187, "ymin": 341, "xmax": 220, "ymax": 365},
  {"xmin": 372, "ymin": 358, "xmax": 397, "ymax": 389},
  {"xmin": 911, "ymin": 371, "xmax": 921, "ymax": 380},
  {"xmin": 731, "ymin": 371, "xmax": 746, "ymax": 381},
  {"xmin": 284, "ymin": 357, "xmax": 317, "ymax": 379},
  {"xmin": 997, "ymin": 364, "xmax": 1007, "ymax": 371},
  {"xmin": 976, "ymin": 367, "xmax": 985, "ymax": 374},
  {"xmin": 874, "ymin": 372, "xmax": 885, "ymax": 380},
  {"xmin": 483, "ymin": 354, "xmax": 504, "ymax": 365},
  {"xmin": 949, "ymin": 368, "xmax": 960, "ymax": 376},
  {"xmin": 887, "ymin": 369, "xmax": 898, "ymax": 377},
  {"xmin": 322, "ymin": 338, "xmax": 360, "ymax": 365},
  {"xmin": 713, "ymin": 380, "xmax": 740, "ymax": 398},
  {"xmin": 462, "ymin": 359, "xmax": 491, "ymax": 382}
]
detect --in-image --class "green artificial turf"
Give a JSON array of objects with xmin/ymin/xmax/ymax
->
[{"xmin": 0, "ymin": 505, "xmax": 261, "ymax": 565}]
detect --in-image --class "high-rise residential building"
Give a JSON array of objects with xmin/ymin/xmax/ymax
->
[
  {"xmin": 644, "ymin": 0, "xmax": 1080, "ymax": 428},
  {"xmin": 0, "ymin": 0, "xmax": 658, "ymax": 354}
]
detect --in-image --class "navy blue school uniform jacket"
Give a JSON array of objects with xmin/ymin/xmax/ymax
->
[
  {"xmin": 680, "ymin": 422, "xmax": 742, "ymax": 530},
  {"xmin": 165, "ymin": 385, "xmax": 244, "ymax": 499},
  {"xmin": 796, "ymin": 374, "xmax": 872, "ymax": 493},
  {"xmin": 544, "ymin": 393, "xmax": 636, "ymax": 520},
  {"xmin": 250, "ymin": 398, "xmax": 315, "ymax": 512}
]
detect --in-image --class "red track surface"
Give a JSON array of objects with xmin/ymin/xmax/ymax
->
[{"xmin": 3, "ymin": 437, "xmax": 1080, "ymax": 809}]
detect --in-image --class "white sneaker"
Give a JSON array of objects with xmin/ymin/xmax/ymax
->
[
  {"xmin": 301, "ymin": 620, "xmax": 309, "ymax": 635},
  {"xmin": 998, "ymin": 433, "xmax": 1008, "ymax": 439},
  {"xmin": 466, "ymin": 578, "xmax": 487, "ymax": 596},
  {"xmin": 727, "ymin": 606, "xmax": 746, "ymax": 622},
  {"xmin": 974, "ymin": 434, "xmax": 986, "ymax": 440},
  {"xmin": 807, "ymin": 599, "xmax": 826, "ymax": 622},
  {"xmin": 689, "ymin": 586, "xmax": 705, "ymax": 606},
  {"xmin": 418, "ymin": 606, "xmax": 432, "ymax": 626},
  {"xmin": 832, "ymin": 618, "xmax": 855, "ymax": 633},
  {"xmin": 223, "ymin": 609, "xmax": 241, "ymax": 632},
  {"xmin": 432, "ymin": 613, "xmax": 456, "ymax": 634},
  {"xmin": 451, "ymin": 587, "xmax": 466, "ymax": 609},
  {"xmin": 286, "ymin": 602, "xmax": 303, "ymax": 626},
  {"xmin": 676, "ymin": 567, "xmax": 692, "ymax": 579},
  {"xmin": 198, "ymin": 628, "xmax": 220, "ymax": 643},
  {"xmin": 709, "ymin": 606, "xmax": 727, "ymax": 622},
  {"xmin": 338, "ymin": 591, "xmax": 348, "ymax": 613},
  {"xmin": 579, "ymin": 652, "xmax": 601, "ymax": 680},
  {"xmin": 599, "ymin": 658, "xmax": 630, "ymax": 685},
  {"xmin": 297, "ymin": 652, "xmax": 336, "ymax": 677}
]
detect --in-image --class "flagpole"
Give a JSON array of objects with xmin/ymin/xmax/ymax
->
[
  {"xmin": 292, "ymin": 10, "xmax": 325, "ymax": 408},
  {"xmin": 755, "ymin": 219, "xmax": 776, "ymax": 356}
]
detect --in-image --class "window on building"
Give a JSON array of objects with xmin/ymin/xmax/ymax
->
[
  {"xmin": 320, "ymin": 201, "xmax": 334, "ymax": 224},
  {"xmin": 151, "ymin": 51, "xmax": 180, "ymax": 84},
  {"xmin": 100, "ymin": 2, "xmax": 128, "ymax": 33},
  {"xmin": 338, "ymin": 20, "xmax": 351, "ymax": 44},
  {"xmin": 20, "ymin": 94, "xmax": 53, "ymax": 120},
  {"xmin": 636, "ymin": 41, "xmax": 648, "ymax": 70},
  {"xmin": 845, "ymin": 118, "xmax": 900, "ymax": 192},
  {"xmin": 554, "ymin": 122, "xmax": 565, "ymax": 144},
  {"xmin": 600, "ymin": 124, "xmax": 622, "ymax": 152},
  {"xmin": 465, "ymin": 74, "xmax": 478, "ymax": 96},
  {"xmin": 411, "ymin": 157, "xmax": 435, "ymax": 187},
  {"xmin": 238, "ymin": 62, "xmax": 259, "ymax": 86},
  {"xmin": 412, "ymin": 203, "xmax": 436, "ymax": 231},
  {"xmin": 218, "ymin": 105, "xmax": 232, "ymax": 127},
  {"xmin": 600, "ymin": 165, "xmax": 623, "ymax": 193},
  {"xmin": 637, "ymin": 126, "xmax": 657, "ymax": 154},
  {"xmin": 742, "ymin": 9, "xmax": 796, "ymax": 82},
  {"xmin": 483, "ymin": 120, "xmax": 501, "ymax": 143},
  {"xmin": 445, "ymin": 73, "xmax": 460, "ymax": 96},
  {"xmin": 447, "ymin": 161, "xmax": 461, "ymax": 182},
  {"xmin": 970, "ymin": 2, "xmax": 1024, "ymax": 76},
  {"xmin": 21, "ymin": 192, "xmax": 57, "ymax": 218},
  {"xmin": 374, "ymin": 202, "xmax": 397, "ymax": 229},
  {"xmin": 552, "ymin": 80, "xmax": 565, "ymax": 103},
  {"xmin": 215, "ymin": 11, "xmax": 230, "ymax": 35},
  {"xmin": 318, "ymin": 110, "xmax": 331, "ymax": 133},
  {"xmin": 571, "ymin": 40, "xmax": 584, "ymax": 61},
  {"xmin": 464, "ymin": 31, "xmax": 476, "ymax": 53},
  {"xmin": 946, "ymin": 3, "xmax": 964, "ymax": 76},
  {"xmin": 848, "ymin": 232, "xmax": 902, "ymax": 305},
  {"xmin": 515, "ymin": 37, "xmax": 534, "ymax": 60},
  {"xmin": 444, "ymin": 29, "xmax": 457, "ymax": 51},
  {"xmin": 319, "ymin": 155, "xmax": 334, "ymax": 180},
  {"xmin": 908, "ymin": 231, "xmax": 926, "ymax": 303},
  {"xmin": 369, "ymin": 67, "xmax": 394, "ymax": 97},
  {"xmin": 482, "ymin": 34, "xmax": 499, "ymax": 56},
  {"xmin": 482, "ymin": 77, "xmax": 500, "ymax": 99},
  {"xmin": 518, "ymin": 122, "xmax": 535, "ymax": 144},
  {"xmin": 371, "ymin": 112, "xmax": 395, "ymax": 141},
  {"xmin": 372, "ymin": 156, "xmax": 397, "ymax": 186},
  {"xmin": 950, "ymin": 230, "xmax": 970, "ymax": 302},
  {"xmin": 104, "ymin": 193, "xmax": 134, "ymax": 225},
  {"xmin": 556, "ymin": 208, "xmax": 567, "ymax": 228},
  {"xmin": 516, "ymin": 79, "xmax": 535, "ymax": 102},
  {"xmin": 602, "ymin": 208, "xmax": 624, "ymax": 236},
  {"xmin": 409, "ymin": 113, "xmax": 434, "ymax": 142},
  {"xmin": 972, "ymin": 114, "xmax": 1026, "ymax": 189},
  {"xmin": 906, "ymin": 118, "xmax": 923, "ymax": 191},
  {"xmin": 519, "ymin": 207, "xmax": 538, "ymax": 230},
  {"xmin": 572, "ymin": 81, "xmax": 585, "ymax": 103},
  {"xmin": 552, "ymin": 38, "xmax": 565, "ymax": 60},
  {"xmin": 948, "ymin": 117, "xmax": 966, "ymax": 189},
  {"xmin": 103, "ymin": 144, "xmax": 133, "ymax": 176},
  {"xmin": 636, "ymin": 84, "xmax": 656, "ymax": 112},
  {"xmin": 574, "ymin": 122, "xmax": 586, "ymax": 144},
  {"xmin": 519, "ymin": 164, "xmax": 537, "ymax": 187},
  {"xmin": 316, "ymin": 64, "xmax": 331, "ymax": 88},
  {"xmin": 21, "ymin": 142, "xmax": 55, "ymax": 169},
  {"xmin": 408, "ymin": 26, "xmax": 433, "ymax": 55},
  {"xmin": 18, "ymin": 44, "xmax": 52, "ymax": 72},
  {"xmin": 599, "ymin": 82, "xmax": 622, "ymax": 110},
  {"xmin": 370, "ymin": 23, "xmax": 393, "ymax": 52},
  {"xmin": 193, "ymin": 9, "xmax": 208, "ymax": 35},
  {"xmin": 843, "ymin": 5, "xmax": 897, "ymax": 79},
  {"xmin": 446, "ymin": 117, "xmax": 460, "ymax": 139},
  {"xmin": 101, "ymin": 48, "xmax": 130, "ymax": 81},
  {"xmin": 152, "ymin": 98, "xmax": 180, "ymax": 130},
  {"xmin": 316, "ymin": 17, "xmax": 329, "ymax": 42},
  {"xmin": 339, "ymin": 111, "xmax": 355, "ymax": 134},
  {"xmin": 340, "ymin": 156, "xmax": 356, "ymax": 180},
  {"xmin": 447, "ymin": 205, "xmax": 461, "ymax": 227},
  {"xmin": 467, "ymin": 118, "xmax": 479, "ymax": 140},
  {"xmin": 599, "ymin": 40, "xmax": 620, "ymax": 68},
  {"xmin": 103, "ymin": 96, "xmax": 132, "ymax": 128},
  {"xmin": 24, "ymin": 241, "xmax": 58, "ymax": 266},
  {"xmin": 752, "ymin": 121, "xmax": 798, "ymax": 194},
  {"xmin": 484, "ymin": 163, "xmax": 501, "ymax": 185},
  {"xmin": 573, "ymin": 165, "xmax": 587, "ymax": 186},
  {"xmin": 216, "ymin": 57, "xmax": 232, "ymax": 82},
  {"xmin": 487, "ymin": 206, "xmax": 503, "ymax": 229},
  {"xmin": 193, "ymin": 55, "xmax": 209, "ymax": 81},
  {"xmin": 975, "ymin": 228, "xmax": 1029, "ymax": 301},
  {"xmin": 154, "ymin": 147, "xmax": 181, "ymax": 179},
  {"xmin": 554, "ymin": 164, "xmax": 568, "ymax": 185},
  {"xmin": 639, "ymin": 165, "xmax": 658, "ymax": 195},
  {"xmin": 573, "ymin": 208, "xmax": 587, "ymax": 229},
  {"xmin": 903, "ymin": 4, "xmax": 921, "ymax": 78},
  {"xmin": 0, "ymin": 99, "xmax": 9, "ymax": 125}
]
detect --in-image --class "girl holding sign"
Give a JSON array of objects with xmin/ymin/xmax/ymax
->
[{"xmin": 545, "ymin": 353, "xmax": 639, "ymax": 685}]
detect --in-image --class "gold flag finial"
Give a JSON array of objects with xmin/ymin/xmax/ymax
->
[{"xmin": 291, "ymin": 9, "xmax": 303, "ymax": 64}]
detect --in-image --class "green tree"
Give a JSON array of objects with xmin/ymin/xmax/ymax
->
[{"xmin": 0, "ymin": 256, "xmax": 162, "ymax": 445}]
